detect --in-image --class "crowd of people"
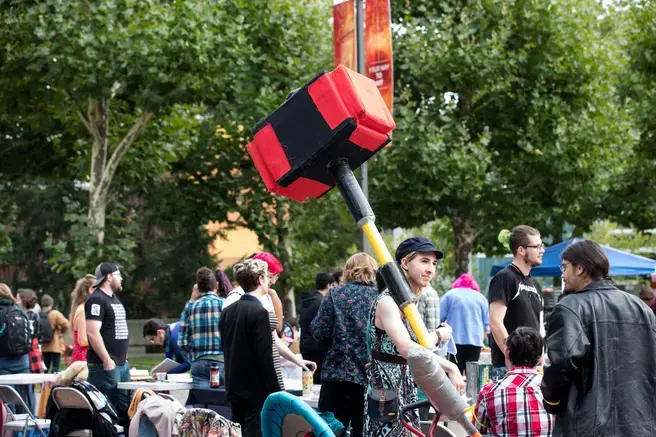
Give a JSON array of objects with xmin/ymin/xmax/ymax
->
[{"xmin": 1, "ymin": 224, "xmax": 656, "ymax": 437}]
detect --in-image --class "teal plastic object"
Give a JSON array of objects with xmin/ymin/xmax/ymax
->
[{"xmin": 261, "ymin": 392, "xmax": 336, "ymax": 437}]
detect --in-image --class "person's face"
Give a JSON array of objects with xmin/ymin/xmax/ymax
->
[
  {"xmin": 403, "ymin": 252, "xmax": 437, "ymax": 290},
  {"xmin": 258, "ymin": 273, "xmax": 271, "ymax": 291},
  {"xmin": 16, "ymin": 295, "xmax": 23, "ymax": 308},
  {"xmin": 268, "ymin": 274, "xmax": 278, "ymax": 287},
  {"xmin": 560, "ymin": 260, "xmax": 584, "ymax": 294},
  {"xmin": 109, "ymin": 271, "xmax": 123, "ymax": 292},
  {"xmin": 145, "ymin": 329, "xmax": 166, "ymax": 346},
  {"xmin": 520, "ymin": 235, "xmax": 544, "ymax": 267}
]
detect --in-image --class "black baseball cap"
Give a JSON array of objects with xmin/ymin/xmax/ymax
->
[
  {"xmin": 395, "ymin": 237, "xmax": 444, "ymax": 263},
  {"xmin": 92, "ymin": 262, "xmax": 119, "ymax": 288}
]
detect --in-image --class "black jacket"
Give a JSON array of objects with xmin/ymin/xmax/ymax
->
[
  {"xmin": 542, "ymin": 280, "xmax": 656, "ymax": 437},
  {"xmin": 299, "ymin": 290, "xmax": 328, "ymax": 356},
  {"xmin": 219, "ymin": 294, "xmax": 280, "ymax": 409}
]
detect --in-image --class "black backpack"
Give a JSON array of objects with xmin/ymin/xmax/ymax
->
[
  {"xmin": 0, "ymin": 304, "xmax": 31, "ymax": 357},
  {"xmin": 46, "ymin": 380, "xmax": 120, "ymax": 437},
  {"xmin": 39, "ymin": 310, "xmax": 55, "ymax": 344}
]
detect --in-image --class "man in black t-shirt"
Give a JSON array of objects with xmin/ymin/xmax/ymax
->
[
  {"xmin": 85, "ymin": 262, "xmax": 131, "ymax": 423},
  {"xmin": 489, "ymin": 226, "xmax": 544, "ymax": 381}
]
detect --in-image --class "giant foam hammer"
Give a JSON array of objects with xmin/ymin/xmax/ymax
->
[{"xmin": 247, "ymin": 65, "xmax": 480, "ymax": 436}]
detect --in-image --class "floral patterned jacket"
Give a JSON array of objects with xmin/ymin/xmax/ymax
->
[
  {"xmin": 310, "ymin": 280, "xmax": 378, "ymax": 386},
  {"xmin": 178, "ymin": 408, "xmax": 241, "ymax": 437}
]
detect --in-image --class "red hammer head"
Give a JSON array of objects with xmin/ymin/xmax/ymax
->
[{"xmin": 247, "ymin": 65, "xmax": 395, "ymax": 202}]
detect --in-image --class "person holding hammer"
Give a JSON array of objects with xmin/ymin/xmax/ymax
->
[{"xmin": 364, "ymin": 237, "xmax": 464, "ymax": 437}]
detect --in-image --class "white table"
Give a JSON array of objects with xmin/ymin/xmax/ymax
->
[
  {"xmin": 0, "ymin": 373, "xmax": 56, "ymax": 385},
  {"xmin": 284, "ymin": 378, "xmax": 302, "ymax": 392},
  {"xmin": 118, "ymin": 376, "xmax": 310, "ymax": 393},
  {"xmin": 117, "ymin": 380, "xmax": 194, "ymax": 391}
]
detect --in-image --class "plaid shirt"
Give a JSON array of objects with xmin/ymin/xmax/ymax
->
[
  {"xmin": 473, "ymin": 367, "xmax": 554, "ymax": 437},
  {"xmin": 29, "ymin": 337, "xmax": 44, "ymax": 374},
  {"xmin": 178, "ymin": 292, "xmax": 223, "ymax": 362},
  {"xmin": 417, "ymin": 285, "xmax": 440, "ymax": 331}
]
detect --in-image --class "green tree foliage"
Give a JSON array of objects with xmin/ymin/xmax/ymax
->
[
  {"xmin": 0, "ymin": 0, "xmax": 335, "ymax": 316},
  {"xmin": 372, "ymin": 0, "xmax": 635, "ymax": 276},
  {"xmin": 612, "ymin": 1, "xmax": 656, "ymax": 229},
  {"xmin": 160, "ymin": 0, "xmax": 335, "ymax": 316},
  {"xmin": 288, "ymin": 191, "xmax": 360, "ymax": 292},
  {"xmin": 0, "ymin": 0, "xmax": 232, "ymax": 244},
  {"xmin": 588, "ymin": 220, "xmax": 656, "ymax": 256}
]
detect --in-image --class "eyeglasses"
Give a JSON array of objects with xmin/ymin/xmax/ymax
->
[
  {"xmin": 559, "ymin": 262, "xmax": 570, "ymax": 273},
  {"xmin": 525, "ymin": 243, "xmax": 545, "ymax": 250}
]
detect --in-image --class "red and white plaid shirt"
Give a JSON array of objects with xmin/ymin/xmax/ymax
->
[{"xmin": 472, "ymin": 366, "xmax": 554, "ymax": 437}]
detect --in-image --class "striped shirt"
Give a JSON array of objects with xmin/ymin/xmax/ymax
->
[
  {"xmin": 473, "ymin": 367, "xmax": 554, "ymax": 437},
  {"xmin": 269, "ymin": 312, "xmax": 285, "ymax": 390},
  {"xmin": 178, "ymin": 292, "xmax": 223, "ymax": 362}
]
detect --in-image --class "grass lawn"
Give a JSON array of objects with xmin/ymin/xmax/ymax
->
[{"xmin": 128, "ymin": 356, "xmax": 166, "ymax": 371}]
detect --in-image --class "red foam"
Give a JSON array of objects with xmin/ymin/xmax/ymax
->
[
  {"xmin": 250, "ymin": 66, "xmax": 395, "ymax": 202},
  {"xmin": 349, "ymin": 123, "xmax": 389, "ymax": 152},
  {"xmin": 308, "ymin": 65, "xmax": 395, "ymax": 148},
  {"xmin": 247, "ymin": 124, "xmax": 291, "ymax": 192},
  {"xmin": 274, "ymin": 177, "xmax": 332, "ymax": 202}
]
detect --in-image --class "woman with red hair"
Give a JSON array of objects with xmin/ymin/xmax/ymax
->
[{"xmin": 440, "ymin": 273, "xmax": 490, "ymax": 374}]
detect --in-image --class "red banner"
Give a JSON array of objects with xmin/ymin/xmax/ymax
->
[
  {"xmin": 333, "ymin": 1, "xmax": 356, "ymax": 71},
  {"xmin": 365, "ymin": 0, "xmax": 393, "ymax": 112}
]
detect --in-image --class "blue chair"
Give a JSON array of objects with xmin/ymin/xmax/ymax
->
[{"xmin": 261, "ymin": 392, "xmax": 334, "ymax": 437}]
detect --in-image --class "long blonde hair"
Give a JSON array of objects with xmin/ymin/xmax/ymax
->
[
  {"xmin": 0, "ymin": 283, "xmax": 16, "ymax": 303},
  {"xmin": 69, "ymin": 274, "xmax": 95, "ymax": 324},
  {"xmin": 342, "ymin": 253, "xmax": 378, "ymax": 284}
]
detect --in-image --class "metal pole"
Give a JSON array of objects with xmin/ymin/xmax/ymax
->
[{"xmin": 356, "ymin": 0, "xmax": 371, "ymax": 254}]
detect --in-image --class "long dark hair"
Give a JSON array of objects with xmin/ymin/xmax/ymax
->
[
  {"xmin": 69, "ymin": 274, "xmax": 95, "ymax": 323},
  {"xmin": 215, "ymin": 269, "xmax": 233, "ymax": 297},
  {"xmin": 562, "ymin": 240, "xmax": 611, "ymax": 282}
]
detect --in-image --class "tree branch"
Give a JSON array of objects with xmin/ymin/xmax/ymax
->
[
  {"xmin": 98, "ymin": 110, "xmax": 153, "ymax": 198},
  {"xmin": 77, "ymin": 110, "xmax": 92, "ymax": 135},
  {"xmin": 86, "ymin": 98, "xmax": 106, "ymax": 148}
]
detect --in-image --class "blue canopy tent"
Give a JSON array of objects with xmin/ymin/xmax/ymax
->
[{"xmin": 490, "ymin": 238, "xmax": 656, "ymax": 277}]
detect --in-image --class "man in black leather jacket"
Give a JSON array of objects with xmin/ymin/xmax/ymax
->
[{"xmin": 542, "ymin": 240, "xmax": 656, "ymax": 437}]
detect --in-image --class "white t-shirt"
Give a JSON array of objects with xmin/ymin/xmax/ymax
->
[{"xmin": 223, "ymin": 286, "xmax": 274, "ymax": 312}]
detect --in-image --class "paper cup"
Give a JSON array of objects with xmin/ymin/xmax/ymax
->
[{"xmin": 156, "ymin": 372, "xmax": 167, "ymax": 381}]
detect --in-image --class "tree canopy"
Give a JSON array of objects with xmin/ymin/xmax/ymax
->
[{"xmin": 371, "ymin": 0, "xmax": 636, "ymax": 276}]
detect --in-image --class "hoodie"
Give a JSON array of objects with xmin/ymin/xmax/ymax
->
[{"xmin": 299, "ymin": 290, "xmax": 327, "ymax": 357}]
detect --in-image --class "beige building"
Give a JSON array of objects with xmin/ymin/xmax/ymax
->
[{"xmin": 207, "ymin": 212, "xmax": 262, "ymax": 269}]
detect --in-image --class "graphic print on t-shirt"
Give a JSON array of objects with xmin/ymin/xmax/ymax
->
[
  {"xmin": 84, "ymin": 289, "xmax": 130, "ymax": 365},
  {"xmin": 512, "ymin": 283, "xmax": 540, "ymax": 301},
  {"xmin": 112, "ymin": 304, "xmax": 129, "ymax": 340}
]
